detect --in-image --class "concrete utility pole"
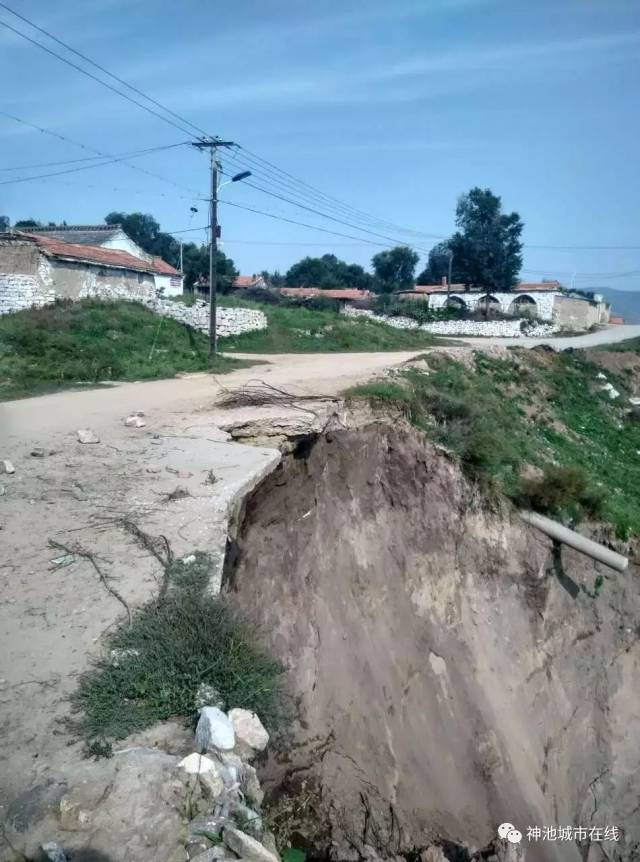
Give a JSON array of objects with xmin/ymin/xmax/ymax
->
[
  {"xmin": 191, "ymin": 138, "xmax": 235, "ymax": 357},
  {"xmin": 447, "ymin": 249, "xmax": 453, "ymax": 303}
]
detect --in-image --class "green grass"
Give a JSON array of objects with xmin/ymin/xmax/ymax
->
[
  {"xmin": 598, "ymin": 337, "xmax": 640, "ymax": 353},
  {"xmin": 0, "ymin": 298, "xmax": 254, "ymax": 400},
  {"xmin": 218, "ymin": 298, "xmax": 439, "ymax": 353},
  {"xmin": 347, "ymin": 349, "xmax": 640, "ymax": 535},
  {"xmin": 73, "ymin": 553, "xmax": 284, "ymax": 747}
]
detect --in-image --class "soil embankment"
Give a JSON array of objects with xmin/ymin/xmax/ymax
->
[{"xmin": 226, "ymin": 422, "xmax": 640, "ymax": 862}]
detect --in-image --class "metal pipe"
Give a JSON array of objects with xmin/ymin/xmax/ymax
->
[{"xmin": 519, "ymin": 510, "xmax": 628, "ymax": 572}]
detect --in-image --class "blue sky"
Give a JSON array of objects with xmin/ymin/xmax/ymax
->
[{"xmin": 1, "ymin": 0, "xmax": 639, "ymax": 289}]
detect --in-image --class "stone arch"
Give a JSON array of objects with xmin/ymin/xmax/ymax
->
[
  {"xmin": 444, "ymin": 295, "xmax": 467, "ymax": 310},
  {"xmin": 508, "ymin": 294, "xmax": 538, "ymax": 318},
  {"xmin": 478, "ymin": 294, "xmax": 501, "ymax": 314}
]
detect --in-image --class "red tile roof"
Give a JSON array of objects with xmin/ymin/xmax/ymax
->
[
  {"xmin": 151, "ymin": 256, "xmax": 181, "ymax": 276},
  {"xmin": 279, "ymin": 287, "xmax": 373, "ymax": 300},
  {"xmin": 233, "ymin": 275, "xmax": 264, "ymax": 288},
  {"xmin": 14, "ymin": 232, "xmax": 176, "ymax": 276}
]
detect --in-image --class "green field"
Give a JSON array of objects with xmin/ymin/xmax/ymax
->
[{"xmin": 0, "ymin": 299, "xmax": 252, "ymax": 401}]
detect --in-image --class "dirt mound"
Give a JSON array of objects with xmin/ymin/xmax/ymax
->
[{"xmin": 225, "ymin": 422, "xmax": 640, "ymax": 862}]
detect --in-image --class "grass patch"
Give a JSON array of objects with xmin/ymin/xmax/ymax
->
[
  {"xmin": 218, "ymin": 300, "xmax": 439, "ymax": 353},
  {"xmin": 0, "ymin": 298, "xmax": 254, "ymax": 400},
  {"xmin": 598, "ymin": 337, "xmax": 640, "ymax": 354},
  {"xmin": 73, "ymin": 552, "xmax": 283, "ymax": 746},
  {"xmin": 347, "ymin": 348, "xmax": 640, "ymax": 535}
]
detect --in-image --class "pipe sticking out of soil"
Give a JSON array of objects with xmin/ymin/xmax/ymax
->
[{"xmin": 519, "ymin": 510, "xmax": 628, "ymax": 572}]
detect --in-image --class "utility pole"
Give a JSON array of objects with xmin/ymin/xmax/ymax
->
[
  {"xmin": 447, "ymin": 249, "xmax": 453, "ymax": 303},
  {"xmin": 179, "ymin": 240, "xmax": 183, "ymax": 275},
  {"xmin": 191, "ymin": 138, "xmax": 235, "ymax": 357}
]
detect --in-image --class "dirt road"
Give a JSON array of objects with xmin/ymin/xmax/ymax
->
[
  {"xmin": 457, "ymin": 323, "xmax": 640, "ymax": 350},
  {"xmin": 1, "ymin": 350, "xmax": 424, "ymax": 442}
]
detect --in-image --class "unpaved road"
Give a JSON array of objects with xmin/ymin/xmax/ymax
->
[
  {"xmin": 1, "ymin": 350, "xmax": 425, "ymax": 441},
  {"xmin": 457, "ymin": 323, "xmax": 640, "ymax": 350}
]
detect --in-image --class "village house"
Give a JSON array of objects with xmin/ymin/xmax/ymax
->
[
  {"xmin": 278, "ymin": 287, "xmax": 374, "ymax": 303},
  {"xmin": 0, "ymin": 231, "xmax": 182, "ymax": 315},
  {"xmin": 232, "ymin": 274, "xmax": 268, "ymax": 290},
  {"xmin": 399, "ymin": 279, "xmax": 610, "ymax": 327}
]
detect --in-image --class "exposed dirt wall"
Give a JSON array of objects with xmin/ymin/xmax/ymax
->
[{"xmin": 225, "ymin": 423, "xmax": 640, "ymax": 862}]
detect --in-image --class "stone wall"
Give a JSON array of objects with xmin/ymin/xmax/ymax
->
[
  {"xmin": 425, "ymin": 290, "xmax": 559, "ymax": 321},
  {"xmin": 554, "ymin": 295, "xmax": 609, "ymax": 331},
  {"xmin": 342, "ymin": 305, "xmax": 557, "ymax": 338},
  {"xmin": 145, "ymin": 298, "xmax": 267, "ymax": 338}
]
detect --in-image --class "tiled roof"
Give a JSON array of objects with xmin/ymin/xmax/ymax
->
[
  {"xmin": 13, "ymin": 232, "xmax": 171, "ymax": 275},
  {"xmin": 233, "ymin": 275, "xmax": 264, "ymax": 288},
  {"xmin": 26, "ymin": 225, "xmax": 124, "ymax": 246},
  {"xmin": 151, "ymin": 256, "xmax": 181, "ymax": 276},
  {"xmin": 279, "ymin": 287, "xmax": 373, "ymax": 300}
]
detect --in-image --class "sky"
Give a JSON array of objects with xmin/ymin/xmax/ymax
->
[{"xmin": 1, "ymin": 0, "xmax": 640, "ymax": 290}]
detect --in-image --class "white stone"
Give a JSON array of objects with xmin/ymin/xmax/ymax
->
[
  {"xmin": 223, "ymin": 827, "xmax": 280, "ymax": 862},
  {"xmin": 177, "ymin": 752, "xmax": 217, "ymax": 775},
  {"xmin": 0, "ymin": 460, "xmax": 15, "ymax": 474},
  {"xmin": 124, "ymin": 415, "xmax": 146, "ymax": 427},
  {"xmin": 229, "ymin": 708, "xmax": 269, "ymax": 752},
  {"xmin": 195, "ymin": 706, "xmax": 235, "ymax": 752},
  {"xmin": 199, "ymin": 766, "xmax": 225, "ymax": 800},
  {"xmin": 77, "ymin": 428, "xmax": 99, "ymax": 444}
]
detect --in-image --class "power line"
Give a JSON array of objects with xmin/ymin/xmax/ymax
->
[
  {"xmin": 0, "ymin": 18, "xmax": 197, "ymax": 138},
  {"xmin": 220, "ymin": 168, "xmax": 431, "ymax": 252},
  {"xmin": 0, "ymin": 1, "xmax": 210, "ymax": 140},
  {"xmin": 0, "ymin": 142, "xmax": 189, "ymax": 186},
  {"xmin": 0, "ymin": 109, "xmax": 200, "ymax": 195}
]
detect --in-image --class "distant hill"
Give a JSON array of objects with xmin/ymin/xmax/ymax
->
[{"xmin": 596, "ymin": 288, "xmax": 640, "ymax": 323}]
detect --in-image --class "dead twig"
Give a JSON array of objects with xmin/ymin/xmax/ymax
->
[
  {"xmin": 47, "ymin": 539, "xmax": 132, "ymax": 626},
  {"xmin": 121, "ymin": 518, "xmax": 173, "ymax": 598},
  {"xmin": 215, "ymin": 379, "xmax": 335, "ymax": 414}
]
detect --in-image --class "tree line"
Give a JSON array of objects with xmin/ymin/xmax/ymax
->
[{"xmin": 13, "ymin": 186, "xmax": 524, "ymax": 294}]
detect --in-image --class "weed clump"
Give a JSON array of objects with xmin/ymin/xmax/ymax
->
[
  {"xmin": 517, "ymin": 464, "xmax": 604, "ymax": 521},
  {"xmin": 73, "ymin": 553, "xmax": 283, "ymax": 747}
]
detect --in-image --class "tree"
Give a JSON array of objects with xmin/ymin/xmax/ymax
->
[
  {"xmin": 14, "ymin": 219, "xmax": 42, "ymax": 229},
  {"xmin": 181, "ymin": 244, "xmax": 237, "ymax": 293},
  {"xmin": 417, "ymin": 241, "xmax": 453, "ymax": 285},
  {"xmin": 446, "ymin": 188, "xmax": 523, "ymax": 290},
  {"xmin": 285, "ymin": 253, "xmax": 373, "ymax": 289},
  {"xmin": 371, "ymin": 246, "xmax": 419, "ymax": 293}
]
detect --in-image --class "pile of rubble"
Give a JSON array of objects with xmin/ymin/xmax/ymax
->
[
  {"xmin": 342, "ymin": 306, "xmax": 558, "ymax": 338},
  {"xmin": 2, "ymin": 703, "xmax": 281, "ymax": 862},
  {"xmin": 145, "ymin": 297, "xmax": 267, "ymax": 338}
]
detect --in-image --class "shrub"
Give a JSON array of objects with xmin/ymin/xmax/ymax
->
[
  {"xmin": 72, "ymin": 553, "xmax": 284, "ymax": 746},
  {"xmin": 517, "ymin": 464, "xmax": 604, "ymax": 519}
]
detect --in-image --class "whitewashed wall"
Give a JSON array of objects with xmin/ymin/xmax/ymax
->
[
  {"xmin": 426, "ymin": 291, "xmax": 559, "ymax": 321},
  {"xmin": 145, "ymin": 298, "xmax": 267, "ymax": 338}
]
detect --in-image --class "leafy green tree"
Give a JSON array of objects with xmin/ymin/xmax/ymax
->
[
  {"xmin": 181, "ymin": 244, "xmax": 237, "ymax": 293},
  {"xmin": 447, "ymin": 188, "xmax": 523, "ymax": 290},
  {"xmin": 285, "ymin": 254, "xmax": 373, "ymax": 289},
  {"xmin": 260, "ymin": 269, "xmax": 284, "ymax": 287},
  {"xmin": 371, "ymin": 246, "xmax": 419, "ymax": 293},
  {"xmin": 417, "ymin": 241, "xmax": 453, "ymax": 284},
  {"xmin": 14, "ymin": 219, "xmax": 42, "ymax": 229}
]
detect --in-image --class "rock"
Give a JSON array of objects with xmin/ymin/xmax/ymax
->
[
  {"xmin": 59, "ymin": 775, "xmax": 113, "ymax": 831},
  {"xmin": 199, "ymin": 766, "xmax": 225, "ymax": 801},
  {"xmin": 218, "ymin": 751, "xmax": 243, "ymax": 787},
  {"xmin": 223, "ymin": 826, "xmax": 280, "ymax": 862},
  {"xmin": 76, "ymin": 429, "xmax": 99, "ymax": 444},
  {"xmin": 240, "ymin": 763, "xmax": 264, "ymax": 807},
  {"xmin": 0, "ymin": 459, "xmax": 15, "ymax": 473},
  {"xmin": 228, "ymin": 801, "xmax": 263, "ymax": 838},
  {"xmin": 229, "ymin": 708, "xmax": 269, "ymax": 752},
  {"xmin": 195, "ymin": 682, "xmax": 225, "ymax": 711},
  {"xmin": 124, "ymin": 415, "xmax": 146, "ymax": 427},
  {"xmin": 196, "ymin": 707, "xmax": 235, "ymax": 752},
  {"xmin": 110, "ymin": 648, "xmax": 140, "ymax": 667},
  {"xmin": 187, "ymin": 813, "xmax": 229, "ymax": 842},
  {"xmin": 146, "ymin": 464, "xmax": 162, "ymax": 473},
  {"xmin": 41, "ymin": 842, "xmax": 68, "ymax": 862},
  {"xmin": 186, "ymin": 838, "xmax": 212, "ymax": 859},
  {"xmin": 191, "ymin": 847, "xmax": 237, "ymax": 861},
  {"xmin": 178, "ymin": 752, "xmax": 219, "ymax": 775},
  {"xmin": 31, "ymin": 447, "xmax": 46, "ymax": 457},
  {"xmin": 421, "ymin": 847, "xmax": 451, "ymax": 862}
]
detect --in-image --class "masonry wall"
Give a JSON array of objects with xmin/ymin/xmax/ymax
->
[
  {"xmin": 425, "ymin": 290, "xmax": 559, "ymax": 321},
  {"xmin": 553, "ymin": 296, "xmax": 609, "ymax": 330},
  {"xmin": 155, "ymin": 273, "xmax": 184, "ymax": 297},
  {"xmin": 0, "ymin": 241, "xmax": 56, "ymax": 314}
]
